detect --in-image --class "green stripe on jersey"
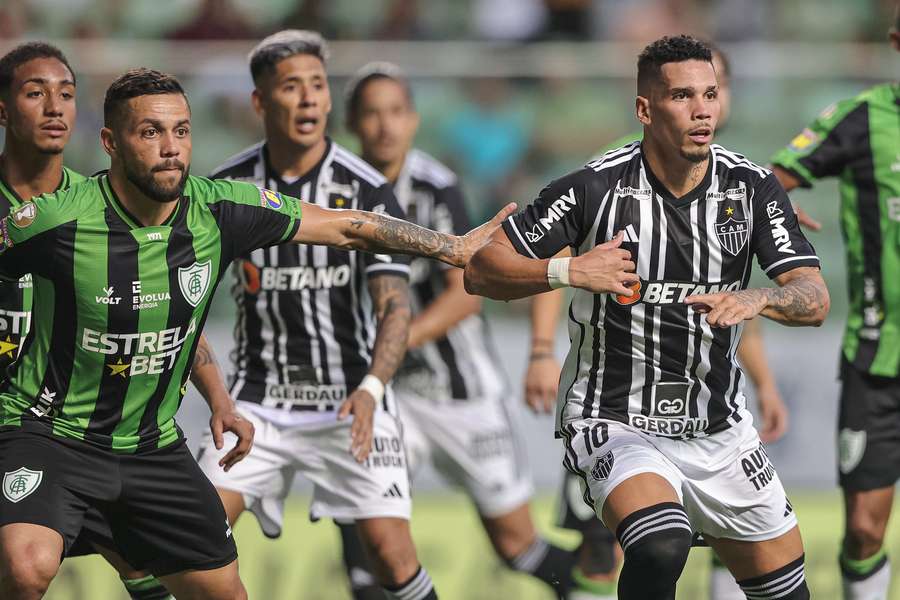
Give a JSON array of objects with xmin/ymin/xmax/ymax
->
[{"xmin": 0, "ymin": 174, "xmax": 301, "ymax": 452}]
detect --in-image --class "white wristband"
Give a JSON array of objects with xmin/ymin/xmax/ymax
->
[
  {"xmin": 358, "ymin": 374, "xmax": 385, "ymax": 402},
  {"xmin": 547, "ymin": 257, "xmax": 571, "ymax": 289}
]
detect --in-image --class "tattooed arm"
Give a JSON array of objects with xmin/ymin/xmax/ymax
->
[
  {"xmin": 337, "ymin": 275, "xmax": 412, "ymax": 463},
  {"xmin": 190, "ymin": 334, "xmax": 254, "ymax": 470},
  {"xmin": 685, "ymin": 267, "xmax": 830, "ymax": 328},
  {"xmin": 293, "ymin": 202, "xmax": 517, "ymax": 268}
]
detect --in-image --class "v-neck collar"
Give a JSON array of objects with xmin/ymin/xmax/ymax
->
[
  {"xmin": 98, "ymin": 173, "xmax": 180, "ymax": 230},
  {"xmin": 641, "ymin": 149, "xmax": 713, "ymax": 207},
  {"xmin": 263, "ymin": 138, "xmax": 331, "ymax": 191}
]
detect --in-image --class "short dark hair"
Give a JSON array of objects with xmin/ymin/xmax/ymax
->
[
  {"xmin": 103, "ymin": 68, "xmax": 187, "ymax": 127},
  {"xmin": 344, "ymin": 62, "xmax": 414, "ymax": 125},
  {"xmin": 248, "ymin": 30, "xmax": 329, "ymax": 85},
  {"xmin": 0, "ymin": 42, "xmax": 75, "ymax": 97},
  {"xmin": 637, "ymin": 35, "xmax": 712, "ymax": 94}
]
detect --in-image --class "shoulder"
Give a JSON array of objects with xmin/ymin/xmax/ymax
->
[
  {"xmin": 406, "ymin": 148, "xmax": 458, "ymax": 190},
  {"xmin": 209, "ymin": 142, "xmax": 265, "ymax": 181},
  {"xmin": 329, "ymin": 142, "xmax": 388, "ymax": 189},
  {"xmin": 7, "ymin": 177, "xmax": 101, "ymax": 239},
  {"xmin": 711, "ymin": 145, "xmax": 771, "ymax": 181},
  {"xmin": 585, "ymin": 141, "xmax": 642, "ymax": 175},
  {"xmin": 62, "ymin": 166, "xmax": 88, "ymax": 186}
]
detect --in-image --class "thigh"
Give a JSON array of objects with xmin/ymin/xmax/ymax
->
[
  {"xmin": 159, "ymin": 560, "xmax": 245, "ymax": 600},
  {"xmin": 305, "ymin": 413, "xmax": 411, "ymax": 522},
  {"xmin": 706, "ymin": 525, "xmax": 804, "ymax": 580},
  {"xmin": 406, "ymin": 396, "xmax": 534, "ymax": 518},
  {"xmin": 838, "ymin": 358, "xmax": 900, "ymax": 491},
  {"xmin": 110, "ymin": 442, "xmax": 238, "ymax": 577}
]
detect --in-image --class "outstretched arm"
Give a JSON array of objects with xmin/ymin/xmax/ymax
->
[
  {"xmin": 737, "ymin": 319, "xmax": 788, "ymax": 443},
  {"xmin": 408, "ymin": 268, "xmax": 480, "ymax": 349},
  {"xmin": 293, "ymin": 202, "xmax": 517, "ymax": 269}
]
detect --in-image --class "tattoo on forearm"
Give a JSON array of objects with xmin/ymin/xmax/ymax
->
[
  {"xmin": 764, "ymin": 275, "xmax": 828, "ymax": 322},
  {"xmin": 350, "ymin": 213, "xmax": 462, "ymax": 264},
  {"xmin": 368, "ymin": 275, "xmax": 412, "ymax": 382},
  {"xmin": 193, "ymin": 337, "xmax": 217, "ymax": 370}
]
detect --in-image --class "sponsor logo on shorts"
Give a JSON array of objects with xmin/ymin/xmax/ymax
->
[
  {"xmin": 590, "ymin": 451, "xmax": 614, "ymax": 481},
  {"xmin": 259, "ymin": 188, "xmax": 284, "ymax": 210},
  {"xmin": 741, "ymin": 445, "xmax": 776, "ymax": 491},
  {"xmin": 3, "ymin": 467, "xmax": 43, "ymax": 503},
  {"xmin": 366, "ymin": 436, "xmax": 405, "ymax": 470},
  {"xmin": 11, "ymin": 203, "xmax": 36, "ymax": 228},
  {"xmin": 839, "ymin": 428, "xmax": 866, "ymax": 474},
  {"xmin": 225, "ymin": 519, "xmax": 232, "ymax": 539},
  {"xmin": 469, "ymin": 429, "xmax": 513, "ymax": 461},
  {"xmin": 382, "ymin": 483, "xmax": 404, "ymax": 498}
]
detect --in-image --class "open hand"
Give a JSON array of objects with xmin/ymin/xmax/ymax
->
[
  {"xmin": 685, "ymin": 288, "xmax": 768, "ymax": 328},
  {"xmin": 456, "ymin": 203, "xmax": 519, "ymax": 267},
  {"xmin": 337, "ymin": 389, "xmax": 376, "ymax": 463}
]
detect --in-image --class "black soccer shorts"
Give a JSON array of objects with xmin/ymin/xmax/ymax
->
[
  {"xmin": 837, "ymin": 357, "xmax": 900, "ymax": 491},
  {"xmin": 0, "ymin": 430, "xmax": 237, "ymax": 576}
]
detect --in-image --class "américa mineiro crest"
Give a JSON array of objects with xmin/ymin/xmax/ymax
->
[
  {"xmin": 3, "ymin": 467, "xmax": 43, "ymax": 503},
  {"xmin": 178, "ymin": 260, "xmax": 212, "ymax": 307}
]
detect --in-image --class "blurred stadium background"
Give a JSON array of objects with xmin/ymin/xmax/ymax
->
[{"xmin": 2, "ymin": 0, "xmax": 898, "ymax": 597}]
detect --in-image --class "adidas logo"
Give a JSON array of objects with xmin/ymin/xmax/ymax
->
[
  {"xmin": 622, "ymin": 224, "xmax": 639, "ymax": 243},
  {"xmin": 382, "ymin": 483, "xmax": 403, "ymax": 498},
  {"xmin": 225, "ymin": 519, "xmax": 233, "ymax": 539}
]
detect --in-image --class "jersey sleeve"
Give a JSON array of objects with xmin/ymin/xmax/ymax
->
[
  {"xmin": 750, "ymin": 173, "xmax": 820, "ymax": 278},
  {"xmin": 501, "ymin": 171, "xmax": 588, "ymax": 259},
  {"xmin": 769, "ymin": 98, "xmax": 868, "ymax": 187},
  {"xmin": 0, "ymin": 192, "xmax": 72, "ymax": 281},
  {"xmin": 359, "ymin": 184, "xmax": 411, "ymax": 279},
  {"xmin": 203, "ymin": 179, "xmax": 302, "ymax": 259}
]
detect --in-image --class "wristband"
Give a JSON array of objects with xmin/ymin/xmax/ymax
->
[
  {"xmin": 358, "ymin": 374, "xmax": 385, "ymax": 402},
  {"xmin": 547, "ymin": 257, "xmax": 571, "ymax": 289}
]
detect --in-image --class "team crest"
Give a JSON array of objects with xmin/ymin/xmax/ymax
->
[
  {"xmin": 259, "ymin": 188, "xmax": 284, "ymax": 210},
  {"xmin": 3, "ymin": 467, "xmax": 42, "ymax": 503},
  {"xmin": 715, "ymin": 216, "xmax": 749, "ymax": 256},
  {"xmin": 178, "ymin": 260, "xmax": 212, "ymax": 307},
  {"xmin": 11, "ymin": 203, "xmax": 36, "ymax": 228},
  {"xmin": 590, "ymin": 451, "xmax": 614, "ymax": 481},
  {"xmin": 839, "ymin": 428, "xmax": 866, "ymax": 474}
]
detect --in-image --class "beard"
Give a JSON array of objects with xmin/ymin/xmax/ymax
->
[
  {"xmin": 679, "ymin": 145, "xmax": 710, "ymax": 164},
  {"xmin": 124, "ymin": 160, "xmax": 190, "ymax": 203}
]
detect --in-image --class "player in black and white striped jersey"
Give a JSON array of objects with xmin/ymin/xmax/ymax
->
[
  {"xmin": 339, "ymin": 62, "xmax": 577, "ymax": 599},
  {"xmin": 465, "ymin": 36, "xmax": 828, "ymax": 599},
  {"xmin": 194, "ymin": 30, "xmax": 439, "ymax": 600}
]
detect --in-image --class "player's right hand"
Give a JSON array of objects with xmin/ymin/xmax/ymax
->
[
  {"xmin": 568, "ymin": 231, "xmax": 639, "ymax": 295},
  {"xmin": 338, "ymin": 389, "xmax": 376, "ymax": 463},
  {"xmin": 524, "ymin": 354, "xmax": 561, "ymax": 413}
]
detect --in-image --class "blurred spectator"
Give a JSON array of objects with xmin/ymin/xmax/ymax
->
[
  {"xmin": 472, "ymin": 0, "xmax": 546, "ymax": 41},
  {"xmin": 168, "ymin": 0, "xmax": 256, "ymax": 41},
  {"xmin": 539, "ymin": 0, "xmax": 593, "ymax": 40},
  {"xmin": 595, "ymin": 0, "xmax": 705, "ymax": 42},
  {"xmin": 378, "ymin": 0, "xmax": 430, "ymax": 39},
  {"xmin": 280, "ymin": 0, "xmax": 337, "ymax": 40},
  {"xmin": 0, "ymin": 0, "xmax": 30, "ymax": 39}
]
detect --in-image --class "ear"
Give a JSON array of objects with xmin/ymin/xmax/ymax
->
[
  {"xmin": 100, "ymin": 127, "xmax": 116, "ymax": 158},
  {"xmin": 0, "ymin": 99, "xmax": 7, "ymax": 129},
  {"xmin": 250, "ymin": 89, "xmax": 264, "ymax": 118},
  {"xmin": 636, "ymin": 95, "xmax": 651, "ymax": 126}
]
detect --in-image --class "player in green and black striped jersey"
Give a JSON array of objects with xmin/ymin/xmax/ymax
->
[
  {"xmin": 770, "ymin": 9, "xmax": 900, "ymax": 599},
  {"xmin": 0, "ymin": 66, "xmax": 512, "ymax": 599}
]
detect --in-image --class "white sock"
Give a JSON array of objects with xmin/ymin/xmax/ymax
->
[
  {"xmin": 709, "ymin": 562, "xmax": 744, "ymax": 600},
  {"xmin": 842, "ymin": 556, "xmax": 891, "ymax": 600},
  {"xmin": 567, "ymin": 590, "xmax": 616, "ymax": 600}
]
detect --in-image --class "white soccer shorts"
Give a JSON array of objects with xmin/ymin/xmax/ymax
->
[
  {"xmin": 197, "ymin": 403, "xmax": 411, "ymax": 538},
  {"xmin": 398, "ymin": 392, "xmax": 533, "ymax": 518},
  {"xmin": 561, "ymin": 415, "xmax": 798, "ymax": 542}
]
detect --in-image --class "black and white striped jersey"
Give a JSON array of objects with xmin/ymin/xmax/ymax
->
[
  {"xmin": 210, "ymin": 139, "xmax": 410, "ymax": 421},
  {"xmin": 392, "ymin": 149, "xmax": 504, "ymax": 401},
  {"xmin": 502, "ymin": 142, "xmax": 820, "ymax": 438}
]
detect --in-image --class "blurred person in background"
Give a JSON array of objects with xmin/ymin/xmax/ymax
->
[
  {"xmin": 465, "ymin": 35, "xmax": 828, "ymax": 599},
  {"xmin": 344, "ymin": 61, "xmax": 577, "ymax": 599},
  {"xmin": 167, "ymin": 0, "xmax": 256, "ymax": 41},
  {"xmin": 769, "ymin": 7, "xmax": 900, "ymax": 599},
  {"xmin": 527, "ymin": 42, "xmax": 792, "ymax": 600},
  {"xmin": 196, "ymin": 30, "xmax": 435, "ymax": 600}
]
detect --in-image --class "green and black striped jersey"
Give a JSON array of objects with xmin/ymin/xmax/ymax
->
[
  {"xmin": 771, "ymin": 83, "xmax": 900, "ymax": 377},
  {"xmin": 0, "ymin": 166, "xmax": 85, "ymax": 376},
  {"xmin": 0, "ymin": 173, "xmax": 301, "ymax": 452}
]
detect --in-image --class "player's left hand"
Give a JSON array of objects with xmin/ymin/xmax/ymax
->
[
  {"xmin": 685, "ymin": 289, "xmax": 768, "ymax": 328},
  {"xmin": 455, "ymin": 202, "xmax": 518, "ymax": 267},
  {"xmin": 210, "ymin": 408, "xmax": 255, "ymax": 472},
  {"xmin": 524, "ymin": 355, "xmax": 561, "ymax": 413},
  {"xmin": 757, "ymin": 384, "xmax": 789, "ymax": 443},
  {"xmin": 338, "ymin": 389, "xmax": 376, "ymax": 463}
]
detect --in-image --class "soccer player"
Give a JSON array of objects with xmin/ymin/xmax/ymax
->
[
  {"xmin": 769, "ymin": 9, "xmax": 900, "ymax": 599},
  {"xmin": 195, "ymin": 30, "xmax": 435, "ymax": 600},
  {"xmin": 532, "ymin": 42, "xmax": 788, "ymax": 600},
  {"xmin": 342, "ymin": 61, "xmax": 576, "ymax": 597},
  {"xmin": 0, "ymin": 66, "xmax": 512, "ymax": 599},
  {"xmin": 464, "ymin": 35, "xmax": 829, "ymax": 599}
]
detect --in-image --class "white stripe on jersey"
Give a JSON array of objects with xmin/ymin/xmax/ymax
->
[
  {"xmin": 333, "ymin": 146, "xmax": 387, "ymax": 187},
  {"xmin": 711, "ymin": 145, "xmax": 770, "ymax": 178},
  {"xmin": 586, "ymin": 142, "xmax": 640, "ymax": 171},
  {"xmin": 505, "ymin": 215, "xmax": 539, "ymax": 259},
  {"xmin": 408, "ymin": 149, "xmax": 457, "ymax": 188},
  {"xmin": 588, "ymin": 144, "xmax": 641, "ymax": 173},
  {"xmin": 764, "ymin": 255, "xmax": 820, "ymax": 274},
  {"xmin": 627, "ymin": 168, "xmax": 654, "ymax": 418}
]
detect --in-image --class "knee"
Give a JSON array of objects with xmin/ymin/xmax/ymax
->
[
  {"xmin": 492, "ymin": 527, "xmax": 535, "ymax": 563},
  {"xmin": 624, "ymin": 530, "xmax": 692, "ymax": 572},
  {"xmin": 616, "ymin": 503, "xmax": 692, "ymax": 576},
  {"xmin": 1, "ymin": 543, "xmax": 60, "ymax": 596},
  {"xmin": 845, "ymin": 511, "xmax": 887, "ymax": 551},
  {"xmin": 361, "ymin": 529, "xmax": 418, "ymax": 585}
]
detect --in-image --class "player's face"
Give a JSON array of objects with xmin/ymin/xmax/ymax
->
[
  {"xmin": 254, "ymin": 54, "xmax": 331, "ymax": 150},
  {"xmin": 0, "ymin": 57, "xmax": 75, "ymax": 155},
  {"xmin": 107, "ymin": 93, "xmax": 191, "ymax": 203},
  {"xmin": 353, "ymin": 78, "xmax": 418, "ymax": 168},
  {"xmin": 642, "ymin": 59, "xmax": 720, "ymax": 163}
]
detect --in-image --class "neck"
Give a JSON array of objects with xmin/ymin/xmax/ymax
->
[
  {"xmin": 266, "ymin": 134, "xmax": 327, "ymax": 180},
  {"xmin": 0, "ymin": 141, "xmax": 64, "ymax": 199},
  {"xmin": 108, "ymin": 165, "xmax": 178, "ymax": 227},
  {"xmin": 641, "ymin": 131, "xmax": 709, "ymax": 198},
  {"xmin": 365, "ymin": 152, "xmax": 406, "ymax": 184}
]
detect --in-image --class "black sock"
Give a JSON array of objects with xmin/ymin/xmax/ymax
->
[
  {"xmin": 384, "ymin": 566, "xmax": 437, "ymax": 600},
  {"xmin": 507, "ymin": 537, "xmax": 576, "ymax": 597},
  {"xmin": 336, "ymin": 521, "xmax": 388, "ymax": 600}
]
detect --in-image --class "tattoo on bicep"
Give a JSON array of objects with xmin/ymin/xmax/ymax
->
[{"xmin": 351, "ymin": 213, "xmax": 461, "ymax": 263}]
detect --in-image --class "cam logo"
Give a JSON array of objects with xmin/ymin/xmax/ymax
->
[
  {"xmin": 3, "ymin": 467, "xmax": 42, "ymax": 503},
  {"xmin": 11, "ymin": 203, "xmax": 36, "ymax": 229},
  {"xmin": 178, "ymin": 260, "xmax": 212, "ymax": 307},
  {"xmin": 839, "ymin": 428, "xmax": 866, "ymax": 474},
  {"xmin": 590, "ymin": 451, "xmax": 614, "ymax": 481},
  {"xmin": 715, "ymin": 216, "xmax": 749, "ymax": 256},
  {"xmin": 259, "ymin": 188, "xmax": 284, "ymax": 210}
]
